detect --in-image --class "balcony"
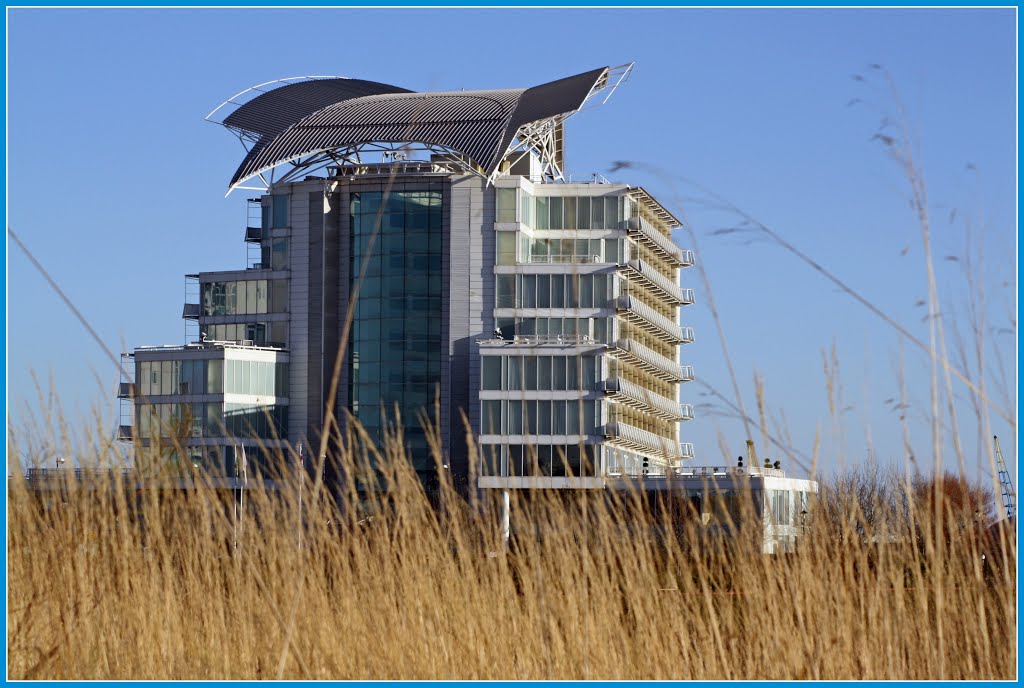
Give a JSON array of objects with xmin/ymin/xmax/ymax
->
[
  {"xmin": 626, "ymin": 216, "xmax": 686, "ymax": 267},
  {"xmin": 620, "ymin": 259, "xmax": 688, "ymax": 305},
  {"xmin": 615, "ymin": 295, "xmax": 686, "ymax": 344},
  {"xmin": 610, "ymin": 338, "xmax": 687, "ymax": 382},
  {"xmin": 603, "ymin": 422, "xmax": 690, "ymax": 461},
  {"xmin": 603, "ymin": 377, "xmax": 689, "ymax": 422},
  {"xmin": 182, "ymin": 303, "xmax": 201, "ymax": 319},
  {"xmin": 245, "ymin": 226, "xmax": 263, "ymax": 243}
]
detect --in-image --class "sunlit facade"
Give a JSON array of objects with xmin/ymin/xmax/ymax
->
[{"xmin": 118, "ymin": 65, "xmax": 698, "ymax": 492}]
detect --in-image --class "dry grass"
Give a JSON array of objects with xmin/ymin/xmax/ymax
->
[{"xmin": 6, "ymin": 423, "xmax": 1016, "ymax": 681}]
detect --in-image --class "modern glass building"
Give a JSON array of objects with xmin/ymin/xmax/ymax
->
[
  {"xmin": 118, "ymin": 343, "xmax": 289, "ymax": 480},
  {"xmin": 119, "ymin": 64, "xmax": 697, "ymax": 494}
]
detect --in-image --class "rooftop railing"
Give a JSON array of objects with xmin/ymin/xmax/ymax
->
[
  {"xmin": 133, "ymin": 341, "xmax": 284, "ymax": 353},
  {"xmin": 477, "ymin": 334, "xmax": 598, "ymax": 346}
]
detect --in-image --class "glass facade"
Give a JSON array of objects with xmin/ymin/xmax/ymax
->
[
  {"xmin": 137, "ymin": 358, "xmax": 287, "ymax": 397},
  {"xmin": 495, "ymin": 273, "xmax": 613, "ymax": 309},
  {"xmin": 480, "ymin": 399, "xmax": 599, "ymax": 436},
  {"xmin": 768, "ymin": 488, "xmax": 792, "ymax": 526},
  {"xmin": 139, "ymin": 359, "xmax": 221, "ymax": 396},
  {"xmin": 136, "ymin": 402, "xmax": 287, "ymax": 440},
  {"xmin": 526, "ymin": 237, "xmax": 623, "ymax": 264},
  {"xmin": 224, "ymin": 358, "xmax": 289, "ymax": 396},
  {"xmin": 480, "ymin": 443, "xmax": 600, "ymax": 477},
  {"xmin": 205, "ymin": 321, "xmax": 288, "ymax": 347},
  {"xmin": 271, "ymin": 194, "xmax": 289, "ymax": 228},
  {"xmin": 483, "ymin": 186, "xmax": 691, "ymax": 480},
  {"xmin": 135, "ymin": 353, "xmax": 288, "ymax": 441},
  {"xmin": 349, "ymin": 190, "xmax": 443, "ymax": 468},
  {"xmin": 202, "ymin": 279, "xmax": 289, "ymax": 316},
  {"xmin": 268, "ymin": 237, "xmax": 289, "ymax": 271},
  {"xmin": 532, "ymin": 194, "xmax": 626, "ymax": 231},
  {"xmin": 496, "ymin": 187, "xmax": 517, "ymax": 223},
  {"xmin": 481, "ymin": 354, "xmax": 597, "ymax": 391}
]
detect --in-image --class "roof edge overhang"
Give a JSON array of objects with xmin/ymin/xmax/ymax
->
[{"xmin": 210, "ymin": 65, "xmax": 633, "ymax": 194}]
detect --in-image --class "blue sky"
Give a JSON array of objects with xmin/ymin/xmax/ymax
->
[{"xmin": 7, "ymin": 7, "xmax": 1017, "ymax": 482}]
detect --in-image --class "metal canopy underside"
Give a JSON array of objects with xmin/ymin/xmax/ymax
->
[
  {"xmin": 222, "ymin": 78, "xmax": 413, "ymax": 140},
  {"xmin": 208, "ymin": 66, "xmax": 631, "ymax": 192}
]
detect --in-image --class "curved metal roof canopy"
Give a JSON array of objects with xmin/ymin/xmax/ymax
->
[{"xmin": 207, "ymin": 65, "xmax": 633, "ymax": 192}]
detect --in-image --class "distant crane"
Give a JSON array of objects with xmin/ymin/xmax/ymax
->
[{"xmin": 993, "ymin": 435, "xmax": 1016, "ymax": 521}]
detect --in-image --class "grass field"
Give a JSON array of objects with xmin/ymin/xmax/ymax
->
[{"xmin": 6, "ymin": 430, "xmax": 1016, "ymax": 681}]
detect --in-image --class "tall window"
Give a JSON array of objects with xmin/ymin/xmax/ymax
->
[
  {"xmin": 272, "ymin": 194, "xmax": 289, "ymax": 228},
  {"xmin": 496, "ymin": 188, "xmax": 517, "ymax": 222}
]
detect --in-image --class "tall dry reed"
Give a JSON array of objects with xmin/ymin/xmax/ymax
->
[{"xmin": 6, "ymin": 419, "xmax": 1016, "ymax": 681}]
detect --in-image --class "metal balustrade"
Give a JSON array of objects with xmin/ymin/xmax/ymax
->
[
  {"xmin": 615, "ymin": 295, "xmax": 687, "ymax": 344},
  {"xmin": 603, "ymin": 377, "xmax": 689, "ymax": 422},
  {"xmin": 610, "ymin": 338, "xmax": 687, "ymax": 382},
  {"xmin": 626, "ymin": 216, "xmax": 686, "ymax": 267},
  {"xmin": 620, "ymin": 259, "xmax": 688, "ymax": 305},
  {"xmin": 603, "ymin": 421, "xmax": 690, "ymax": 461}
]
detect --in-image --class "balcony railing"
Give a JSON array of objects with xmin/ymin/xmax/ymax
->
[
  {"xmin": 674, "ymin": 465, "xmax": 786, "ymax": 479},
  {"xmin": 526, "ymin": 254, "xmax": 605, "ymax": 265},
  {"xmin": 615, "ymin": 296, "xmax": 686, "ymax": 344},
  {"xmin": 620, "ymin": 259, "xmax": 688, "ymax": 305},
  {"xmin": 610, "ymin": 338, "xmax": 687, "ymax": 382},
  {"xmin": 603, "ymin": 377, "xmax": 689, "ymax": 422},
  {"xmin": 626, "ymin": 216, "xmax": 686, "ymax": 267},
  {"xmin": 603, "ymin": 421, "xmax": 690, "ymax": 461}
]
